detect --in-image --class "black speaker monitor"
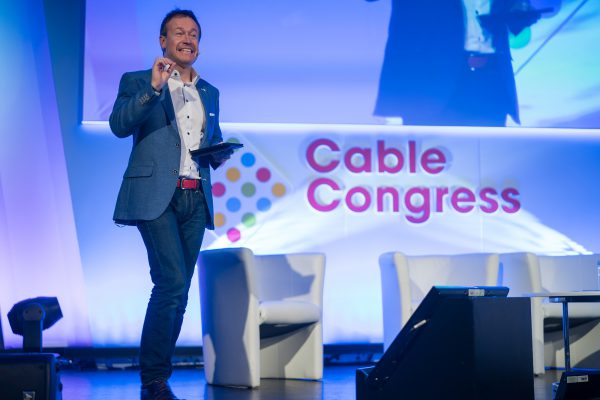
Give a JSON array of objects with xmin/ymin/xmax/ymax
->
[
  {"xmin": 0, "ymin": 353, "xmax": 62, "ymax": 400},
  {"xmin": 554, "ymin": 370, "xmax": 600, "ymax": 399},
  {"xmin": 357, "ymin": 286, "xmax": 534, "ymax": 400}
]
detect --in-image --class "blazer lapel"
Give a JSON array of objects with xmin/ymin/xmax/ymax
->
[
  {"xmin": 161, "ymin": 88, "xmax": 180, "ymax": 139},
  {"xmin": 196, "ymin": 80, "xmax": 213, "ymax": 145}
]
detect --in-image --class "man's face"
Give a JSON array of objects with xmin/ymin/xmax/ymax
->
[{"xmin": 160, "ymin": 16, "xmax": 199, "ymax": 68}]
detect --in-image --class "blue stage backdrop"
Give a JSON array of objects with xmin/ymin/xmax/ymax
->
[{"xmin": 1, "ymin": 0, "xmax": 599, "ymax": 349}]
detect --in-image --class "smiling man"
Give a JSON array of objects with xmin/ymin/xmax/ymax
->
[{"xmin": 109, "ymin": 9, "xmax": 230, "ymax": 400}]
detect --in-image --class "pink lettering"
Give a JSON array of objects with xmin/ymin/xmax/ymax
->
[
  {"xmin": 306, "ymin": 139, "xmax": 340, "ymax": 173},
  {"xmin": 307, "ymin": 178, "xmax": 341, "ymax": 212}
]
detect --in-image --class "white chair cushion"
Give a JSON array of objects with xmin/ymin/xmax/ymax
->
[{"xmin": 258, "ymin": 300, "xmax": 320, "ymax": 325}]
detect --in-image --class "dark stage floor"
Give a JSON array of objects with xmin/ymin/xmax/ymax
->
[{"xmin": 60, "ymin": 366, "xmax": 562, "ymax": 400}]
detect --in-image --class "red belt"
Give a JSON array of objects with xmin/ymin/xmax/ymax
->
[
  {"xmin": 467, "ymin": 53, "xmax": 494, "ymax": 70},
  {"xmin": 176, "ymin": 178, "xmax": 201, "ymax": 190}
]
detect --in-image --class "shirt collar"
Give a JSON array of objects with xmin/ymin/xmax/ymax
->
[{"xmin": 170, "ymin": 68, "xmax": 200, "ymax": 86}]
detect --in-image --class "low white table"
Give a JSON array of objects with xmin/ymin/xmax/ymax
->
[{"xmin": 527, "ymin": 291, "xmax": 600, "ymax": 371}]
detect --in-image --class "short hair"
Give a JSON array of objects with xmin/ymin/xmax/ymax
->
[{"xmin": 160, "ymin": 9, "xmax": 201, "ymax": 40}]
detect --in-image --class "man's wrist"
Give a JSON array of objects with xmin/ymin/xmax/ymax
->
[{"xmin": 151, "ymin": 84, "xmax": 162, "ymax": 96}]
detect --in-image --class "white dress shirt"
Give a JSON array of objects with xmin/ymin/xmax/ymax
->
[
  {"xmin": 167, "ymin": 69, "xmax": 205, "ymax": 179},
  {"xmin": 463, "ymin": 0, "xmax": 495, "ymax": 54}
]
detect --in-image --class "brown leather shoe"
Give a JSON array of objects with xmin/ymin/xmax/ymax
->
[{"xmin": 140, "ymin": 380, "xmax": 184, "ymax": 400}]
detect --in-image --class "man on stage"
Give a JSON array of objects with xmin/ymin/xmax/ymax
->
[{"xmin": 109, "ymin": 9, "xmax": 230, "ymax": 400}]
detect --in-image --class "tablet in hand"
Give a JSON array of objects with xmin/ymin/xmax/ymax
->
[{"xmin": 190, "ymin": 142, "xmax": 244, "ymax": 158}]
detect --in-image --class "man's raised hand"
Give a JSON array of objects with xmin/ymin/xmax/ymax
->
[{"xmin": 151, "ymin": 57, "xmax": 175, "ymax": 92}]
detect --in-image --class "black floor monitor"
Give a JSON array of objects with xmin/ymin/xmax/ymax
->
[
  {"xmin": 357, "ymin": 286, "xmax": 533, "ymax": 400},
  {"xmin": 554, "ymin": 369, "xmax": 600, "ymax": 399}
]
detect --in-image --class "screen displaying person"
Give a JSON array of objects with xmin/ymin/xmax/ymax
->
[{"xmin": 368, "ymin": 0, "xmax": 542, "ymax": 126}]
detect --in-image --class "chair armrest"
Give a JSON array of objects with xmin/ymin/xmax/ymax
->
[{"xmin": 198, "ymin": 247, "xmax": 261, "ymax": 386}]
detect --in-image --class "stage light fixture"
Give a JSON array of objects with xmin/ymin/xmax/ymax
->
[{"xmin": 7, "ymin": 297, "xmax": 63, "ymax": 352}]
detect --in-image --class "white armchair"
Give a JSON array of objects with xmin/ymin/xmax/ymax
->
[
  {"xmin": 379, "ymin": 252, "xmax": 500, "ymax": 351},
  {"xmin": 500, "ymin": 253, "xmax": 600, "ymax": 373},
  {"xmin": 198, "ymin": 247, "xmax": 325, "ymax": 388}
]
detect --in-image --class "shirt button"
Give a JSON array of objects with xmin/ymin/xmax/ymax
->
[
  {"xmin": 175, "ymin": 143, "xmax": 180, "ymax": 148},
  {"xmin": 187, "ymin": 132, "xmax": 190, "ymax": 135},
  {"xmin": 173, "ymin": 169, "xmax": 178, "ymax": 175}
]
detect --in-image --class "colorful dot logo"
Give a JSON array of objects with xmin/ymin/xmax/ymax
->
[
  {"xmin": 241, "ymin": 153, "xmax": 256, "ymax": 167},
  {"xmin": 256, "ymin": 198, "xmax": 271, "ymax": 212},
  {"xmin": 214, "ymin": 213, "xmax": 226, "ymax": 228},
  {"xmin": 211, "ymin": 138, "xmax": 289, "ymax": 243},
  {"xmin": 227, "ymin": 227, "xmax": 241, "ymax": 242},
  {"xmin": 226, "ymin": 168, "xmax": 241, "ymax": 182},
  {"xmin": 272, "ymin": 183, "xmax": 286, "ymax": 197},
  {"xmin": 226, "ymin": 197, "xmax": 241, "ymax": 212},
  {"xmin": 242, "ymin": 213, "xmax": 256, "ymax": 227},
  {"xmin": 212, "ymin": 182, "xmax": 226, "ymax": 197},
  {"xmin": 256, "ymin": 168, "xmax": 271, "ymax": 182},
  {"xmin": 241, "ymin": 182, "xmax": 256, "ymax": 197}
]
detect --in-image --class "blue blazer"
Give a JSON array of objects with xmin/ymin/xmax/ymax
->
[{"xmin": 109, "ymin": 69, "xmax": 223, "ymax": 229}]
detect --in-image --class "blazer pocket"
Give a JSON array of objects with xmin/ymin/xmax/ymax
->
[{"xmin": 123, "ymin": 164, "xmax": 154, "ymax": 178}]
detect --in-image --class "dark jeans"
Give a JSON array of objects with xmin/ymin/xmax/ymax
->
[
  {"xmin": 440, "ymin": 53, "xmax": 510, "ymax": 127},
  {"xmin": 136, "ymin": 187, "xmax": 208, "ymax": 385}
]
